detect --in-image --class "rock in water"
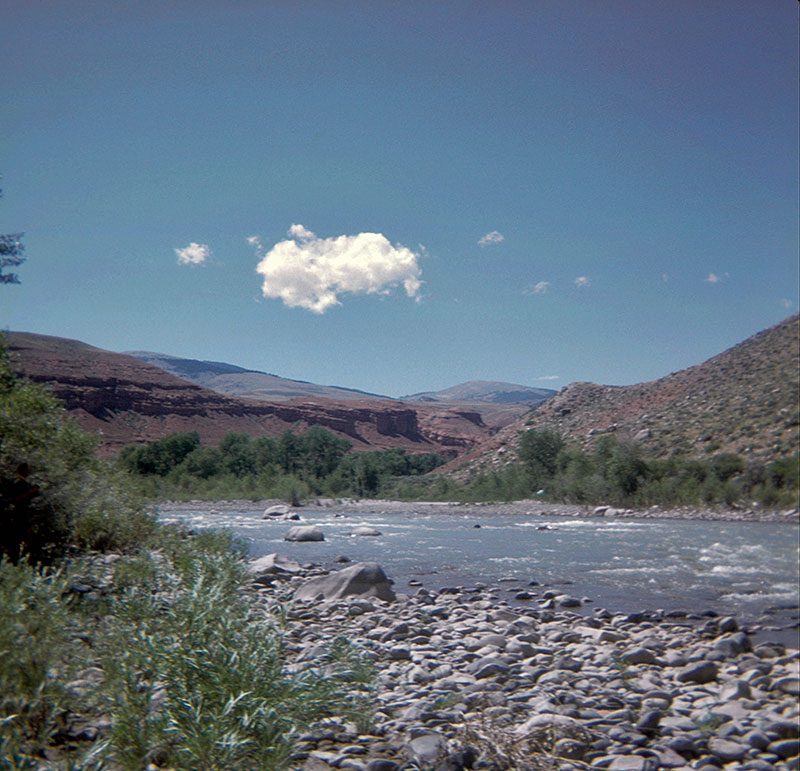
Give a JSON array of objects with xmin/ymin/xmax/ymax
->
[
  {"xmin": 264, "ymin": 504, "xmax": 290, "ymax": 517},
  {"xmin": 294, "ymin": 562, "xmax": 396, "ymax": 602},
  {"xmin": 351, "ymin": 526, "xmax": 382, "ymax": 536},
  {"xmin": 284, "ymin": 525, "xmax": 324, "ymax": 542}
]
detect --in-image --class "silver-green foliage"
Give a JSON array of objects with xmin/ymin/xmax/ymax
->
[
  {"xmin": 102, "ymin": 548, "xmax": 364, "ymax": 771},
  {"xmin": 0, "ymin": 558, "xmax": 74, "ymax": 763}
]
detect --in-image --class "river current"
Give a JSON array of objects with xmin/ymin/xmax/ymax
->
[{"xmin": 160, "ymin": 505, "xmax": 800, "ymax": 646}]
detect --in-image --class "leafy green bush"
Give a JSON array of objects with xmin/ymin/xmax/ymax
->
[
  {"xmin": 0, "ymin": 336, "xmax": 153, "ymax": 563},
  {"xmin": 518, "ymin": 429, "xmax": 564, "ymax": 484}
]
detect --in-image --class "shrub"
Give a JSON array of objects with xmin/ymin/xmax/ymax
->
[
  {"xmin": 101, "ymin": 547, "xmax": 369, "ymax": 770},
  {"xmin": 710, "ymin": 453, "xmax": 745, "ymax": 482},
  {"xmin": 0, "ymin": 335, "xmax": 151, "ymax": 562},
  {"xmin": 0, "ymin": 558, "xmax": 75, "ymax": 758},
  {"xmin": 518, "ymin": 429, "xmax": 564, "ymax": 484}
]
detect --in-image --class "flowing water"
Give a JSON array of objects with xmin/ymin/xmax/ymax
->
[{"xmin": 160, "ymin": 505, "xmax": 800, "ymax": 645}]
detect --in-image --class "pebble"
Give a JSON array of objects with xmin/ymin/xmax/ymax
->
[{"xmin": 254, "ymin": 563, "xmax": 800, "ymax": 771}]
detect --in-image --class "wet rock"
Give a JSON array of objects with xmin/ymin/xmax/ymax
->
[
  {"xmin": 264, "ymin": 504, "xmax": 290, "ymax": 517},
  {"xmin": 351, "ymin": 526, "xmax": 382, "ymax": 537},
  {"xmin": 285, "ymin": 525, "xmax": 325, "ymax": 542}
]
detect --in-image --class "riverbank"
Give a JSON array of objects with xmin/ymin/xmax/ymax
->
[
  {"xmin": 252, "ymin": 558, "xmax": 800, "ymax": 771},
  {"xmin": 158, "ymin": 497, "xmax": 800, "ymax": 523}
]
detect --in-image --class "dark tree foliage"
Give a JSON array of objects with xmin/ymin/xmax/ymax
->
[
  {"xmin": 518, "ymin": 429, "xmax": 564, "ymax": 483},
  {"xmin": 0, "ymin": 335, "xmax": 152, "ymax": 562},
  {"xmin": 0, "ymin": 233, "xmax": 25, "ymax": 284},
  {"xmin": 118, "ymin": 428, "xmax": 446, "ymax": 499},
  {"xmin": 118, "ymin": 432, "xmax": 201, "ymax": 476},
  {"xmin": 0, "ymin": 185, "xmax": 25, "ymax": 284}
]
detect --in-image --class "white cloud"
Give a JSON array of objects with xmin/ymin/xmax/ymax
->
[
  {"xmin": 523, "ymin": 280, "xmax": 550, "ymax": 295},
  {"xmin": 287, "ymin": 223, "xmax": 315, "ymax": 241},
  {"xmin": 478, "ymin": 231, "xmax": 504, "ymax": 247},
  {"xmin": 574, "ymin": 276, "xmax": 590, "ymax": 289},
  {"xmin": 704, "ymin": 272, "xmax": 720, "ymax": 284},
  {"xmin": 175, "ymin": 242, "xmax": 210, "ymax": 265},
  {"xmin": 252, "ymin": 225, "xmax": 423, "ymax": 313},
  {"xmin": 535, "ymin": 375, "xmax": 559, "ymax": 381},
  {"xmin": 780, "ymin": 298, "xmax": 792, "ymax": 308}
]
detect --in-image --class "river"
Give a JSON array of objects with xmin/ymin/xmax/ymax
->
[{"xmin": 159, "ymin": 504, "xmax": 800, "ymax": 646}]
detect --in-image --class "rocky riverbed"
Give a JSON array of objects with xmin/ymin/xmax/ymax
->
[
  {"xmin": 159, "ymin": 498, "xmax": 800, "ymax": 524},
  {"xmin": 251, "ymin": 557, "xmax": 800, "ymax": 771}
]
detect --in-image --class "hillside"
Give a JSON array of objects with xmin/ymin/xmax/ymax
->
[
  {"xmin": 128, "ymin": 353, "xmax": 536, "ymax": 431},
  {"xmin": 404, "ymin": 380, "xmax": 555, "ymax": 406},
  {"xmin": 5, "ymin": 332, "xmax": 496, "ymax": 457},
  {"xmin": 127, "ymin": 351, "xmax": 389, "ymax": 402},
  {"xmin": 445, "ymin": 314, "xmax": 800, "ymax": 477}
]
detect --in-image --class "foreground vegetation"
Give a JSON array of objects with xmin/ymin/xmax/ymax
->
[{"xmin": 0, "ymin": 339, "xmax": 372, "ymax": 768}]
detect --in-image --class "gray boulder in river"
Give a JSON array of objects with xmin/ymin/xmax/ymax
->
[
  {"xmin": 351, "ymin": 525, "xmax": 382, "ymax": 536},
  {"xmin": 294, "ymin": 562, "xmax": 396, "ymax": 602},
  {"xmin": 284, "ymin": 525, "xmax": 324, "ymax": 542}
]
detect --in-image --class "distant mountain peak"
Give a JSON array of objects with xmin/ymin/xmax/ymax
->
[{"xmin": 404, "ymin": 379, "xmax": 556, "ymax": 406}]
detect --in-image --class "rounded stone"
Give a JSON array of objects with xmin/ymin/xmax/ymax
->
[{"xmin": 768, "ymin": 739, "xmax": 800, "ymax": 759}]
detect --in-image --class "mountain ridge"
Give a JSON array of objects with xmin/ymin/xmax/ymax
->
[
  {"xmin": 126, "ymin": 351, "xmax": 391, "ymax": 402},
  {"xmin": 5, "ymin": 332, "xmax": 494, "ymax": 456},
  {"xmin": 403, "ymin": 380, "xmax": 555, "ymax": 405}
]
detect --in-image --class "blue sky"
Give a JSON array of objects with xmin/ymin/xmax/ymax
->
[{"xmin": 2, "ymin": 1, "xmax": 797, "ymax": 397}]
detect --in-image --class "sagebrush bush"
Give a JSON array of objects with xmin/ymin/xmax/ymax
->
[
  {"xmin": 101, "ymin": 547, "xmax": 369, "ymax": 771},
  {"xmin": 0, "ymin": 558, "xmax": 76, "ymax": 761}
]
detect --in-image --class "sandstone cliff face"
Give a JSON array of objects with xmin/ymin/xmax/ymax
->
[{"xmin": 6, "ymin": 332, "xmax": 487, "ymax": 456}]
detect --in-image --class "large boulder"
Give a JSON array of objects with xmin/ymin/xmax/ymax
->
[
  {"xmin": 351, "ymin": 526, "xmax": 382, "ymax": 537},
  {"xmin": 264, "ymin": 504, "xmax": 290, "ymax": 517},
  {"xmin": 294, "ymin": 562, "xmax": 396, "ymax": 602},
  {"xmin": 284, "ymin": 525, "xmax": 324, "ymax": 542}
]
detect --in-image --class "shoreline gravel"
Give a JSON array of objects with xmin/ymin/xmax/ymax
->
[{"xmin": 251, "ymin": 558, "xmax": 800, "ymax": 771}]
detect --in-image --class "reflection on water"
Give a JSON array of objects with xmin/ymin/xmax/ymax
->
[{"xmin": 160, "ymin": 506, "xmax": 799, "ymax": 639}]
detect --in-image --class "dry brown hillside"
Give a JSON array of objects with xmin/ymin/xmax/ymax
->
[
  {"xmin": 6, "ymin": 332, "xmax": 495, "ymax": 457},
  {"xmin": 446, "ymin": 314, "xmax": 799, "ymax": 477}
]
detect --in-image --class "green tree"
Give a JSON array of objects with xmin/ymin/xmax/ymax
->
[
  {"xmin": 710, "ymin": 452, "xmax": 745, "ymax": 482},
  {"xmin": 119, "ymin": 432, "xmax": 200, "ymax": 476},
  {"xmin": 219, "ymin": 432, "xmax": 257, "ymax": 477},
  {"xmin": 518, "ymin": 429, "xmax": 564, "ymax": 484},
  {"xmin": 301, "ymin": 425, "xmax": 352, "ymax": 478},
  {"xmin": 277, "ymin": 430, "xmax": 300, "ymax": 475},
  {"xmin": 181, "ymin": 446, "xmax": 223, "ymax": 479},
  {"xmin": 0, "ymin": 183, "xmax": 25, "ymax": 284},
  {"xmin": 0, "ymin": 336, "xmax": 150, "ymax": 561}
]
